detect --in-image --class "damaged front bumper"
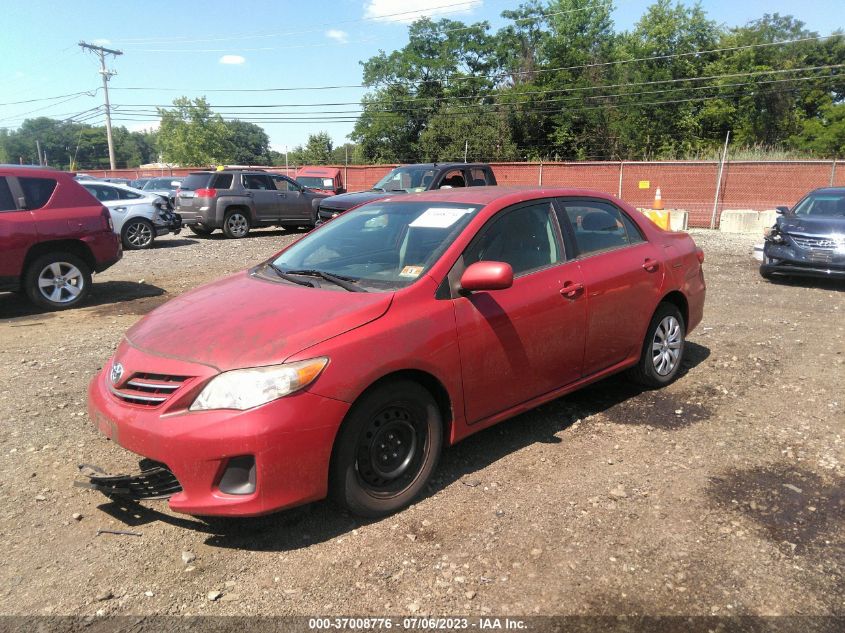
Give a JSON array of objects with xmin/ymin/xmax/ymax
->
[{"xmin": 75, "ymin": 460, "xmax": 182, "ymax": 500}]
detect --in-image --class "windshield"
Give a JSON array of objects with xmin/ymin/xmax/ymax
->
[
  {"xmin": 791, "ymin": 192, "xmax": 845, "ymax": 217},
  {"xmin": 297, "ymin": 177, "xmax": 334, "ymax": 189},
  {"xmin": 270, "ymin": 201, "xmax": 483, "ymax": 291},
  {"xmin": 143, "ymin": 178, "xmax": 180, "ymax": 190},
  {"xmin": 373, "ymin": 166, "xmax": 439, "ymax": 193}
]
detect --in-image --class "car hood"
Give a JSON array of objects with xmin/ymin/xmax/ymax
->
[
  {"xmin": 124, "ymin": 271, "xmax": 393, "ymax": 371},
  {"xmin": 318, "ymin": 190, "xmax": 398, "ymax": 211},
  {"xmin": 778, "ymin": 214, "xmax": 845, "ymax": 235}
]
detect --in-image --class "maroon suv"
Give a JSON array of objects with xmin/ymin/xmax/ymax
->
[{"xmin": 0, "ymin": 166, "xmax": 122, "ymax": 310}]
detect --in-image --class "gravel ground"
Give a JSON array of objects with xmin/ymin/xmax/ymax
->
[{"xmin": 0, "ymin": 227, "xmax": 842, "ymax": 617}]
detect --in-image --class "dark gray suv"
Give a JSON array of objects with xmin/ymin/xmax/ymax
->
[{"xmin": 175, "ymin": 169, "xmax": 330, "ymax": 238}]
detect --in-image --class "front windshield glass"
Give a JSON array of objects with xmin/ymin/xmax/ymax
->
[
  {"xmin": 297, "ymin": 177, "xmax": 334, "ymax": 189},
  {"xmin": 373, "ymin": 166, "xmax": 438, "ymax": 193},
  {"xmin": 792, "ymin": 192, "xmax": 845, "ymax": 217},
  {"xmin": 270, "ymin": 201, "xmax": 483, "ymax": 291}
]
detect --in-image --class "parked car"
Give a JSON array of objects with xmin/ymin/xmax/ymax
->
[
  {"xmin": 317, "ymin": 162, "xmax": 496, "ymax": 223},
  {"xmin": 102, "ymin": 177, "xmax": 131, "ymax": 186},
  {"xmin": 80, "ymin": 181, "xmax": 181, "ymax": 250},
  {"xmin": 174, "ymin": 168, "xmax": 331, "ymax": 238},
  {"xmin": 141, "ymin": 177, "xmax": 183, "ymax": 206},
  {"xmin": 128, "ymin": 178, "xmax": 153, "ymax": 190},
  {"xmin": 295, "ymin": 166, "xmax": 345, "ymax": 195},
  {"xmin": 84, "ymin": 187, "xmax": 705, "ymax": 518},
  {"xmin": 761, "ymin": 187, "xmax": 845, "ymax": 280},
  {"xmin": 0, "ymin": 165, "xmax": 121, "ymax": 310},
  {"xmin": 74, "ymin": 174, "xmax": 100, "ymax": 181}
]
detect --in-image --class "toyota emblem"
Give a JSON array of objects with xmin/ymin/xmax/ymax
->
[{"xmin": 110, "ymin": 362, "xmax": 124, "ymax": 385}]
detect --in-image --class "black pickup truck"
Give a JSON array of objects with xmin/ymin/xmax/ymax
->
[{"xmin": 317, "ymin": 162, "xmax": 497, "ymax": 223}]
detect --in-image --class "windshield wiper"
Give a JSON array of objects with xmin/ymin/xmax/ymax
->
[
  {"xmin": 267, "ymin": 262, "xmax": 316, "ymax": 287},
  {"xmin": 284, "ymin": 269, "xmax": 368, "ymax": 293}
]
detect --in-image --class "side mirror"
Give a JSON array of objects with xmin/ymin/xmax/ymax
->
[
  {"xmin": 460, "ymin": 261, "xmax": 514, "ymax": 292},
  {"xmin": 776, "ymin": 206, "xmax": 789, "ymax": 214}
]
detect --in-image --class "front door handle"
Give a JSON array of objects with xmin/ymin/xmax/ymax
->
[
  {"xmin": 642, "ymin": 259, "xmax": 659, "ymax": 272},
  {"xmin": 560, "ymin": 281, "xmax": 584, "ymax": 299}
]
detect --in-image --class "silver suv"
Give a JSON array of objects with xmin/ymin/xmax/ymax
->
[{"xmin": 175, "ymin": 169, "xmax": 330, "ymax": 239}]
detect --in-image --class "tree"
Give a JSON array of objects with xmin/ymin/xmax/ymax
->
[
  {"xmin": 419, "ymin": 107, "xmax": 518, "ymax": 161},
  {"xmin": 224, "ymin": 120, "xmax": 271, "ymax": 165},
  {"xmin": 790, "ymin": 103, "xmax": 845, "ymax": 156},
  {"xmin": 300, "ymin": 131, "xmax": 334, "ymax": 164},
  {"xmin": 157, "ymin": 97, "xmax": 231, "ymax": 166}
]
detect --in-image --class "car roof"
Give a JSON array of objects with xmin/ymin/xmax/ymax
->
[
  {"xmin": 394, "ymin": 162, "xmax": 490, "ymax": 170},
  {"xmin": 809, "ymin": 187, "xmax": 845, "ymax": 194},
  {"xmin": 0, "ymin": 164, "xmax": 69, "ymax": 176},
  {"xmin": 81, "ymin": 180, "xmax": 150, "ymax": 194},
  {"xmin": 296, "ymin": 167, "xmax": 340, "ymax": 175},
  {"xmin": 378, "ymin": 186, "xmax": 616, "ymax": 206}
]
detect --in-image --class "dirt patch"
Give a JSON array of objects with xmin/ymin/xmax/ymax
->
[{"xmin": 708, "ymin": 465, "xmax": 845, "ymax": 554}]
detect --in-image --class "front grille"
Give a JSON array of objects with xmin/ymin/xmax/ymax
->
[
  {"xmin": 790, "ymin": 234, "xmax": 842, "ymax": 251},
  {"xmin": 78, "ymin": 460, "xmax": 182, "ymax": 500},
  {"xmin": 111, "ymin": 372, "xmax": 191, "ymax": 407}
]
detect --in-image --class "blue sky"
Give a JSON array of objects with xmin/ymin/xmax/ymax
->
[{"xmin": 1, "ymin": 0, "xmax": 841, "ymax": 151}]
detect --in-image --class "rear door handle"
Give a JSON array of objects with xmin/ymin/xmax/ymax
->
[
  {"xmin": 560, "ymin": 281, "xmax": 584, "ymax": 298},
  {"xmin": 114, "ymin": 206, "xmax": 127, "ymax": 212},
  {"xmin": 642, "ymin": 259, "xmax": 659, "ymax": 272}
]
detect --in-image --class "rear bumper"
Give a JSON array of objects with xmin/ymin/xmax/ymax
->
[{"xmin": 86, "ymin": 357, "xmax": 350, "ymax": 517}]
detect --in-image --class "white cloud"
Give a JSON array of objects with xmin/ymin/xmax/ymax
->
[
  {"xmin": 325, "ymin": 29, "xmax": 349, "ymax": 44},
  {"xmin": 92, "ymin": 38, "xmax": 111, "ymax": 46},
  {"xmin": 219, "ymin": 54, "xmax": 246, "ymax": 65},
  {"xmin": 364, "ymin": 0, "xmax": 482, "ymax": 23}
]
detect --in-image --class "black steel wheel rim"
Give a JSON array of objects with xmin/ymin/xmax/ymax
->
[{"xmin": 356, "ymin": 405, "xmax": 426, "ymax": 496}]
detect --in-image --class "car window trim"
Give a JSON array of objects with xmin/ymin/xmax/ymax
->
[
  {"xmin": 0, "ymin": 176, "xmax": 23, "ymax": 212},
  {"xmin": 555, "ymin": 196, "xmax": 649, "ymax": 261}
]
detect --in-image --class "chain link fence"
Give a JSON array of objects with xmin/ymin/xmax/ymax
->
[{"xmin": 97, "ymin": 160, "xmax": 842, "ymax": 228}]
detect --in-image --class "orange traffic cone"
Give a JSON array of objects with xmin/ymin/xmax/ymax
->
[{"xmin": 653, "ymin": 187, "xmax": 664, "ymax": 210}]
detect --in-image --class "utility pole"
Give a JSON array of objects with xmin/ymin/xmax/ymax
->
[{"xmin": 79, "ymin": 41, "xmax": 123, "ymax": 171}]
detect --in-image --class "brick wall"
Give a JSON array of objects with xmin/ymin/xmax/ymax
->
[{"xmin": 92, "ymin": 160, "xmax": 843, "ymax": 228}]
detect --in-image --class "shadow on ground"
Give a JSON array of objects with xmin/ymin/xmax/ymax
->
[
  {"xmin": 93, "ymin": 342, "xmax": 711, "ymax": 552},
  {"xmin": 0, "ymin": 281, "xmax": 166, "ymax": 320}
]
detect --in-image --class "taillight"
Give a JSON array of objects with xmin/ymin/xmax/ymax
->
[
  {"xmin": 195, "ymin": 188, "xmax": 217, "ymax": 198},
  {"xmin": 102, "ymin": 206, "xmax": 113, "ymax": 231},
  {"xmin": 696, "ymin": 247, "xmax": 705, "ymax": 264}
]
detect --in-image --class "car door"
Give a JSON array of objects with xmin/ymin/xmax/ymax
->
[
  {"xmin": 451, "ymin": 200, "xmax": 587, "ymax": 424},
  {"xmin": 555, "ymin": 198, "xmax": 664, "ymax": 376},
  {"xmin": 0, "ymin": 175, "xmax": 36, "ymax": 284},
  {"xmin": 241, "ymin": 174, "xmax": 278, "ymax": 223},
  {"xmin": 272, "ymin": 175, "xmax": 312, "ymax": 222}
]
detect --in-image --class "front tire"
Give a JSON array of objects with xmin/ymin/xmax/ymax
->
[
  {"xmin": 122, "ymin": 218, "xmax": 155, "ymax": 250},
  {"xmin": 330, "ymin": 380, "xmax": 442, "ymax": 518},
  {"xmin": 190, "ymin": 225, "xmax": 215, "ymax": 236},
  {"xmin": 24, "ymin": 252, "xmax": 92, "ymax": 311},
  {"xmin": 627, "ymin": 302, "xmax": 685, "ymax": 388},
  {"xmin": 223, "ymin": 210, "xmax": 250, "ymax": 239}
]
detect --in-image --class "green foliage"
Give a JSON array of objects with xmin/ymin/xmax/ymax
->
[
  {"xmin": 351, "ymin": 0, "xmax": 845, "ymax": 161},
  {"xmin": 157, "ymin": 97, "xmax": 231, "ymax": 166},
  {"xmin": 224, "ymin": 120, "xmax": 271, "ymax": 165}
]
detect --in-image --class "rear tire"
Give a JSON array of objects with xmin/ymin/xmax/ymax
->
[
  {"xmin": 330, "ymin": 380, "xmax": 442, "ymax": 518},
  {"xmin": 627, "ymin": 302, "xmax": 685, "ymax": 388},
  {"xmin": 24, "ymin": 252, "xmax": 92, "ymax": 311},
  {"xmin": 190, "ymin": 225, "xmax": 215, "ymax": 236},
  {"xmin": 223, "ymin": 210, "xmax": 250, "ymax": 239}
]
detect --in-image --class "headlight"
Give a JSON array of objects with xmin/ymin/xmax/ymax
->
[
  {"xmin": 764, "ymin": 227, "xmax": 785, "ymax": 244},
  {"xmin": 189, "ymin": 357, "xmax": 328, "ymax": 411}
]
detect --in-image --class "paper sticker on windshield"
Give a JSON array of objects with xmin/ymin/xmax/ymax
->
[
  {"xmin": 400, "ymin": 265, "xmax": 424, "ymax": 278},
  {"xmin": 409, "ymin": 207, "xmax": 474, "ymax": 229}
]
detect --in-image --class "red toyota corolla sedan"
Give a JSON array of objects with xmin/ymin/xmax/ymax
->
[{"xmin": 85, "ymin": 187, "xmax": 705, "ymax": 518}]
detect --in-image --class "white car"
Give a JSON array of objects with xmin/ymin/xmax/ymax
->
[{"xmin": 80, "ymin": 181, "xmax": 180, "ymax": 250}]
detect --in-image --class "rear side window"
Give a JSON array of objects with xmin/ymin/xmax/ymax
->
[
  {"xmin": 179, "ymin": 173, "xmax": 214, "ymax": 191},
  {"xmin": 19, "ymin": 177, "xmax": 57, "ymax": 209},
  {"xmin": 118, "ymin": 189, "xmax": 142, "ymax": 200},
  {"xmin": 84, "ymin": 184, "xmax": 119, "ymax": 202},
  {"xmin": 558, "ymin": 200, "xmax": 642, "ymax": 257},
  {"xmin": 212, "ymin": 173, "xmax": 233, "ymax": 189},
  {"xmin": 242, "ymin": 174, "xmax": 273, "ymax": 190},
  {"xmin": 0, "ymin": 177, "xmax": 16, "ymax": 211},
  {"xmin": 469, "ymin": 168, "xmax": 492, "ymax": 186}
]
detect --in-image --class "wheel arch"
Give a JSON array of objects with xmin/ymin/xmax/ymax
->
[
  {"xmin": 223, "ymin": 204, "xmax": 253, "ymax": 223},
  {"xmin": 23, "ymin": 240, "xmax": 95, "ymax": 275},
  {"xmin": 659, "ymin": 290, "xmax": 688, "ymax": 328}
]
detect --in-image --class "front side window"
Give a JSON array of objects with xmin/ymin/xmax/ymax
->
[
  {"xmin": 438, "ymin": 169, "xmax": 466, "ymax": 189},
  {"xmin": 464, "ymin": 202, "xmax": 561, "ymax": 276},
  {"xmin": 559, "ymin": 200, "xmax": 642, "ymax": 257},
  {"xmin": 0, "ymin": 177, "xmax": 16, "ymax": 211},
  {"xmin": 271, "ymin": 201, "xmax": 482, "ymax": 291},
  {"xmin": 19, "ymin": 177, "xmax": 57, "ymax": 209},
  {"xmin": 792, "ymin": 192, "xmax": 845, "ymax": 217},
  {"xmin": 272, "ymin": 176, "xmax": 298, "ymax": 192}
]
